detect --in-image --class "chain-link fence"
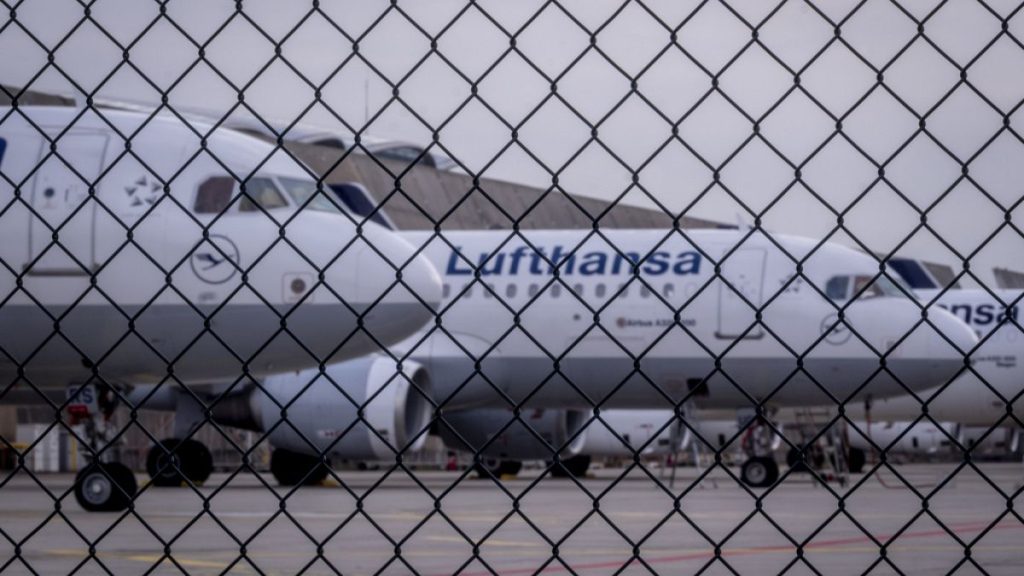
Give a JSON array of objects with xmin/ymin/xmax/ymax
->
[{"xmin": 2, "ymin": 0, "xmax": 1024, "ymax": 574}]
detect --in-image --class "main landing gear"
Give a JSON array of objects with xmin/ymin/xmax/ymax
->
[
  {"xmin": 270, "ymin": 449, "xmax": 330, "ymax": 486},
  {"xmin": 146, "ymin": 438, "xmax": 214, "ymax": 487},
  {"xmin": 551, "ymin": 454, "xmax": 591, "ymax": 478},
  {"xmin": 474, "ymin": 457, "xmax": 523, "ymax": 479}
]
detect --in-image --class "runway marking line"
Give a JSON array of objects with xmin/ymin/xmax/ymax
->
[{"xmin": 39, "ymin": 548, "xmax": 252, "ymax": 572}]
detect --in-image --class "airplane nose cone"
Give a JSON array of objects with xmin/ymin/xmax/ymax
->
[
  {"xmin": 927, "ymin": 305, "xmax": 977, "ymax": 375},
  {"xmin": 355, "ymin": 225, "xmax": 441, "ymax": 346}
]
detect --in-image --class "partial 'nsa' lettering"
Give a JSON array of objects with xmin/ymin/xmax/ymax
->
[
  {"xmin": 446, "ymin": 246, "xmax": 702, "ymax": 277},
  {"xmin": 938, "ymin": 303, "xmax": 1019, "ymax": 327}
]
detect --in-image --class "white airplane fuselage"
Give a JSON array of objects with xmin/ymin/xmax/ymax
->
[
  {"xmin": 398, "ymin": 230, "xmax": 976, "ymax": 411},
  {"xmin": 0, "ymin": 107, "xmax": 441, "ymax": 390},
  {"xmin": 846, "ymin": 289, "xmax": 1023, "ymax": 425}
]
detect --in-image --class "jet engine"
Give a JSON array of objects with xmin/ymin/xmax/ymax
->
[
  {"xmin": 255, "ymin": 356, "xmax": 434, "ymax": 461},
  {"xmin": 438, "ymin": 408, "xmax": 588, "ymax": 461}
]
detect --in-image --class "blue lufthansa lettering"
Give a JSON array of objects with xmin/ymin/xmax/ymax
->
[
  {"xmin": 941, "ymin": 302, "xmax": 1020, "ymax": 327},
  {"xmin": 446, "ymin": 250, "xmax": 473, "ymax": 276},
  {"xmin": 445, "ymin": 246, "xmax": 703, "ymax": 277},
  {"xmin": 641, "ymin": 251, "xmax": 670, "ymax": 275}
]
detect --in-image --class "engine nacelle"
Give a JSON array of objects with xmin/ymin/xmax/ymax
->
[
  {"xmin": 578, "ymin": 410, "xmax": 691, "ymax": 457},
  {"xmin": 439, "ymin": 408, "xmax": 587, "ymax": 460},
  {"xmin": 255, "ymin": 357, "xmax": 433, "ymax": 461}
]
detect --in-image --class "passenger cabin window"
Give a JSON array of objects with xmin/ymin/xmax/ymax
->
[
  {"xmin": 528, "ymin": 283, "xmax": 539, "ymax": 298},
  {"xmin": 279, "ymin": 177, "xmax": 340, "ymax": 213},
  {"xmin": 442, "ymin": 284, "xmax": 451, "ymax": 299},
  {"xmin": 595, "ymin": 283, "xmax": 606, "ymax": 298},
  {"xmin": 506, "ymin": 284, "xmax": 517, "ymax": 299},
  {"xmin": 194, "ymin": 176, "xmax": 235, "ymax": 214},
  {"xmin": 550, "ymin": 284, "xmax": 562, "ymax": 298},
  {"xmin": 239, "ymin": 178, "xmax": 288, "ymax": 212}
]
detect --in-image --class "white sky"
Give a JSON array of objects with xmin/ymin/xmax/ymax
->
[{"xmin": 2, "ymin": 0, "xmax": 1023, "ymax": 287}]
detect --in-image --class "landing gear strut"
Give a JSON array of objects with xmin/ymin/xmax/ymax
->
[
  {"xmin": 67, "ymin": 382, "xmax": 139, "ymax": 512},
  {"xmin": 738, "ymin": 413, "xmax": 782, "ymax": 488},
  {"xmin": 146, "ymin": 438, "xmax": 214, "ymax": 487}
]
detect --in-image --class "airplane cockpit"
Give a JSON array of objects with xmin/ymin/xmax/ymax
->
[
  {"xmin": 192, "ymin": 174, "xmax": 342, "ymax": 215},
  {"xmin": 825, "ymin": 274, "xmax": 906, "ymax": 302}
]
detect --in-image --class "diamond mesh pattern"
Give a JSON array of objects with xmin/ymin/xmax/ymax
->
[{"xmin": 2, "ymin": 1, "xmax": 1024, "ymax": 574}]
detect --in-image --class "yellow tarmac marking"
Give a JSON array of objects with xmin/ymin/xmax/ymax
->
[{"xmin": 41, "ymin": 548, "xmax": 253, "ymax": 572}]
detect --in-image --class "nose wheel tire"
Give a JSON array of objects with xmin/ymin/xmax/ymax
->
[
  {"xmin": 146, "ymin": 439, "xmax": 214, "ymax": 487},
  {"xmin": 74, "ymin": 462, "xmax": 138, "ymax": 512},
  {"xmin": 741, "ymin": 457, "xmax": 779, "ymax": 488},
  {"xmin": 270, "ymin": 449, "xmax": 330, "ymax": 486}
]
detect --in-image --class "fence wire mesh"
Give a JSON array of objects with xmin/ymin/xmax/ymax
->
[{"xmin": 1, "ymin": 0, "xmax": 1024, "ymax": 574}]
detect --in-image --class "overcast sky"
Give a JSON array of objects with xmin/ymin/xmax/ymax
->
[{"xmin": 2, "ymin": 0, "xmax": 1023, "ymax": 287}]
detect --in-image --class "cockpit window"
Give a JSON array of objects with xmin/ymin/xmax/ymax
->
[
  {"xmin": 278, "ymin": 177, "xmax": 341, "ymax": 213},
  {"xmin": 194, "ymin": 176, "xmax": 234, "ymax": 214},
  {"xmin": 238, "ymin": 177, "xmax": 288, "ymax": 212},
  {"xmin": 826, "ymin": 274, "xmax": 904, "ymax": 301},
  {"xmin": 825, "ymin": 276, "xmax": 850, "ymax": 301}
]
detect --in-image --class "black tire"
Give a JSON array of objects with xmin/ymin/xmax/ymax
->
[
  {"xmin": 74, "ymin": 462, "xmax": 137, "ymax": 512},
  {"xmin": 741, "ymin": 457, "xmax": 779, "ymax": 488},
  {"xmin": 786, "ymin": 446, "xmax": 823, "ymax": 473},
  {"xmin": 270, "ymin": 449, "xmax": 330, "ymax": 487},
  {"xmin": 786, "ymin": 447, "xmax": 808, "ymax": 473},
  {"xmin": 551, "ymin": 454, "xmax": 591, "ymax": 478},
  {"xmin": 474, "ymin": 458, "xmax": 522, "ymax": 478},
  {"xmin": 146, "ymin": 439, "xmax": 214, "ymax": 486},
  {"xmin": 847, "ymin": 447, "xmax": 866, "ymax": 474}
]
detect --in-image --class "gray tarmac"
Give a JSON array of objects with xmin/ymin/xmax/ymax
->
[{"xmin": 2, "ymin": 462, "xmax": 1023, "ymax": 575}]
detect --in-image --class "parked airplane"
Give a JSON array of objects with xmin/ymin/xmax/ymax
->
[
  {"xmin": 127, "ymin": 229, "xmax": 977, "ymax": 489},
  {"xmin": 847, "ymin": 287, "xmax": 1023, "ymax": 424},
  {"xmin": 0, "ymin": 106, "xmax": 442, "ymax": 510},
  {"xmin": 655, "ymin": 285, "xmax": 1024, "ymax": 483},
  {"xmin": 826, "ymin": 286, "xmax": 1024, "ymax": 472}
]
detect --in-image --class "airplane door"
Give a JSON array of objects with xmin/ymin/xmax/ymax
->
[
  {"xmin": 27, "ymin": 132, "xmax": 108, "ymax": 275},
  {"xmin": 716, "ymin": 249, "xmax": 766, "ymax": 339}
]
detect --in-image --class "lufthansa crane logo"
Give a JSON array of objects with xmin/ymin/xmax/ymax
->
[
  {"xmin": 820, "ymin": 313, "xmax": 853, "ymax": 345},
  {"xmin": 189, "ymin": 235, "xmax": 240, "ymax": 285}
]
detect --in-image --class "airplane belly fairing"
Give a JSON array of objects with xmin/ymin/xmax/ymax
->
[{"xmin": 0, "ymin": 301, "xmax": 415, "ymax": 387}]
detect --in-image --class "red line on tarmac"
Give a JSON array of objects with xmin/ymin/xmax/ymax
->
[{"xmin": 449, "ymin": 520, "xmax": 1023, "ymax": 576}]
